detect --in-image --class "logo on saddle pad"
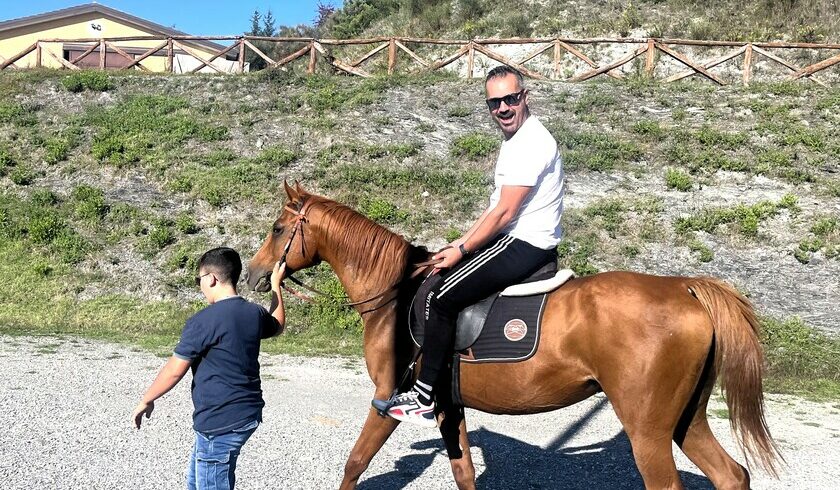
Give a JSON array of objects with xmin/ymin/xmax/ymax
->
[{"xmin": 503, "ymin": 319, "xmax": 528, "ymax": 341}]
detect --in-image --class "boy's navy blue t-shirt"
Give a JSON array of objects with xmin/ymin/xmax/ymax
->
[{"xmin": 174, "ymin": 296, "xmax": 281, "ymax": 434}]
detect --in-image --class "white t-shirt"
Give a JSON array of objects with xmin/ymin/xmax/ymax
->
[{"xmin": 488, "ymin": 116, "xmax": 564, "ymax": 250}]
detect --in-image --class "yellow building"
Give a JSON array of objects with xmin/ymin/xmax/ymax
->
[{"xmin": 0, "ymin": 3, "xmax": 240, "ymax": 73}]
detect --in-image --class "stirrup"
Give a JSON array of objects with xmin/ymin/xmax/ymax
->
[{"xmin": 371, "ymin": 396, "xmax": 395, "ymax": 417}]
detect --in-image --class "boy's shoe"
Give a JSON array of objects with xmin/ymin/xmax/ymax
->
[{"xmin": 386, "ymin": 390, "xmax": 437, "ymax": 428}]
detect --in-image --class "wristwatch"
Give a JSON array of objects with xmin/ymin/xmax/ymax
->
[{"xmin": 458, "ymin": 243, "xmax": 469, "ymax": 257}]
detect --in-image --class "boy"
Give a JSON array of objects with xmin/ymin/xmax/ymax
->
[{"xmin": 132, "ymin": 247, "xmax": 286, "ymax": 489}]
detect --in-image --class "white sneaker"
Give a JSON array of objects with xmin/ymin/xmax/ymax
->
[{"xmin": 386, "ymin": 390, "xmax": 437, "ymax": 428}]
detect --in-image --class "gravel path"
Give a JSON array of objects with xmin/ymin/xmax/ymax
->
[{"xmin": 1, "ymin": 336, "xmax": 838, "ymax": 489}]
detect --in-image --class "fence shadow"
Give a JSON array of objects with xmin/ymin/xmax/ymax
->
[{"xmin": 359, "ymin": 399, "xmax": 714, "ymax": 489}]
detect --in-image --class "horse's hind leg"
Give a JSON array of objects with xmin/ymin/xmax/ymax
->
[
  {"xmin": 676, "ymin": 414, "xmax": 749, "ymax": 490},
  {"xmin": 674, "ymin": 353, "xmax": 750, "ymax": 489},
  {"xmin": 439, "ymin": 405, "xmax": 476, "ymax": 490}
]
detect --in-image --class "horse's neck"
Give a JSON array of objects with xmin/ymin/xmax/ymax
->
[{"xmin": 315, "ymin": 218, "xmax": 415, "ymax": 304}]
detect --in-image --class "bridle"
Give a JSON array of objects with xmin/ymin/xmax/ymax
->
[{"xmin": 274, "ymin": 199, "xmax": 442, "ymax": 314}]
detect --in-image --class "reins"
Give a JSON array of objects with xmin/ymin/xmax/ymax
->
[{"xmin": 276, "ymin": 199, "xmax": 442, "ymax": 313}]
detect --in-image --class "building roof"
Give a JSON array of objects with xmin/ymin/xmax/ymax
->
[{"xmin": 0, "ymin": 2, "xmax": 229, "ymax": 53}]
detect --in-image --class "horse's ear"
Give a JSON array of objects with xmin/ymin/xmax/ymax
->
[
  {"xmin": 284, "ymin": 180, "xmax": 299, "ymax": 201},
  {"xmin": 294, "ymin": 181, "xmax": 307, "ymax": 196}
]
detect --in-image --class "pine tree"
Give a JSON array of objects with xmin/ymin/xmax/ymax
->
[
  {"xmin": 248, "ymin": 10, "xmax": 261, "ymax": 36},
  {"xmin": 262, "ymin": 10, "xmax": 277, "ymax": 37}
]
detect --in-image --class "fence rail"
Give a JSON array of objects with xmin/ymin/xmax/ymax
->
[{"xmin": 2, "ymin": 35, "xmax": 839, "ymax": 85}]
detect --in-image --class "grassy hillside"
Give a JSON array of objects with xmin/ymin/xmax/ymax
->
[
  {"xmin": 0, "ymin": 69, "xmax": 838, "ymax": 398},
  {"xmin": 324, "ymin": 0, "xmax": 840, "ymax": 42}
]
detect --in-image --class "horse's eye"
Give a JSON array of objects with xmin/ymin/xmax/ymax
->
[{"xmin": 273, "ymin": 225, "xmax": 284, "ymax": 234}]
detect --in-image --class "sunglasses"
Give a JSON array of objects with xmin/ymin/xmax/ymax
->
[
  {"xmin": 194, "ymin": 272, "xmax": 212, "ymax": 287},
  {"xmin": 486, "ymin": 89, "xmax": 525, "ymax": 111}
]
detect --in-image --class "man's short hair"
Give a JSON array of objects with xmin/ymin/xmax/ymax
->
[
  {"xmin": 198, "ymin": 247, "xmax": 242, "ymax": 285},
  {"xmin": 485, "ymin": 65, "xmax": 524, "ymax": 88}
]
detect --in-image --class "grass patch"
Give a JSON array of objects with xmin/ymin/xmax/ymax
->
[
  {"xmin": 450, "ymin": 133, "xmax": 499, "ymax": 159},
  {"xmin": 61, "ymin": 71, "xmax": 111, "ymax": 93},
  {"xmin": 762, "ymin": 317, "xmax": 840, "ymax": 400},
  {"xmin": 86, "ymin": 95, "xmax": 228, "ymax": 167},
  {"xmin": 674, "ymin": 195, "xmax": 796, "ymax": 238},
  {"xmin": 553, "ymin": 125, "xmax": 643, "ymax": 171},
  {"xmin": 171, "ymin": 144, "xmax": 299, "ymax": 207},
  {"xmin": 665, "ymin": 167, "xmax": 692, "ymax": 191}
]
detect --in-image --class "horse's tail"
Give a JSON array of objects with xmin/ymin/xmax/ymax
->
[{"xmin": 687, "ymin": 277, "xmax": 783, "ymax": 476}]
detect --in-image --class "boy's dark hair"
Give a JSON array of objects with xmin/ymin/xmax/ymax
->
[
  {"xmin": 485, "ymin": 65, "xmax": 524, "ymax": 87},
  {"xmin": 198, "ymin": 247, "xmax": 242, "ymax": 285}
]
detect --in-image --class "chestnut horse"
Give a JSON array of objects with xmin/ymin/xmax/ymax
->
[{"xmin": 246, "ymin": 183, "xmax": 781, "ymax": 490}]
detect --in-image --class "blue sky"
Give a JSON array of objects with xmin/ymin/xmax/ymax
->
[{"xmin": 2, "ymin": 1, "xmax": 343, "ymax": 35}]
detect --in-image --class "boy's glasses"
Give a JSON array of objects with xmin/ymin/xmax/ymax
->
[
  {"xmin": 486, "ymin": 89, "xmax": 525, "ymax": 111},
  {"xmin": 194, "ymin": 272, "xmax": 211, "ymax": 286}
]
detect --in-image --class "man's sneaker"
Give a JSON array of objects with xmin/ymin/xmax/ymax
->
[{"xmin": 386, "ymin": 390, "xmax": 437, "ymax": 428}]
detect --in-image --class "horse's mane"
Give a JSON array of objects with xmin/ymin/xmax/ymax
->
[{"xmin": 304, "ymin": 193, "xmax": 424, "ymax": 285}]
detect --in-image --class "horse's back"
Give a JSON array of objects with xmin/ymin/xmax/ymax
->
[{"xmin": 541, "ymin": 270, "xmax": 715, "ymax": 372}]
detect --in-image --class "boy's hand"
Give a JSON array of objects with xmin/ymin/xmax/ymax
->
[
  {"xmin": 270, "ymin": 261, "xmax": 287, "ymax": 293},
  {"xmin": 132, "ymin": 400, "xmax": 154, "ymax": 429}
]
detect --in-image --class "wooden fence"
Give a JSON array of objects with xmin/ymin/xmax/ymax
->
[{"xmin": 2, "ymin": 35, "xmax": 839, "ymax": 86}]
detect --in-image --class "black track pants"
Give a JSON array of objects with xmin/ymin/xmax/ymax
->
[{"xmin": 416, "ymin": 234, "xmax": 557, "ymax": 391}]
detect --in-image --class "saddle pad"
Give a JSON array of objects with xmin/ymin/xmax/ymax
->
[{"xmin": 459, "ymin": 293, "xmax": 547, "ymax": 363}]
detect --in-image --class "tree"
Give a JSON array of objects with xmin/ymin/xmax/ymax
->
[
  {"xmin": 262, "ymin": 10, "xmax": 277, "ymax": 37},
  {"xmin": 247, "ymin": 10, "xmax": 261, "ymax": 36}
]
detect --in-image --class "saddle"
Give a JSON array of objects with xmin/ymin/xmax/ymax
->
[{"xmin": 409, "ymin": 261, "xmax": 575, "ymax": 362}]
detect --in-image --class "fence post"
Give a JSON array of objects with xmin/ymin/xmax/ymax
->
[
  {"xmin": 387, "ymin": 38, "xmax": 397, "ymax": 75},
  {"xmin": 466, "ymin": 41, "xmax": 474, "ymax": 78},
  {"xmin": 238, "ymin": 38, "xmax": 245, "ymax": 73},
  {"xmin": 644, "ymin": 39, "xmax": 656, "ymax": 78},
  {"xmin": 166, "ymin": 38, "xmax": 174, "ymax": 73},
  {"xmin": 99, "ymin": 39, "xmax": 106, "ymax": 70},
  {"xmin": 308, "ymin": 41, "xmax": 317, "ymax": 74},
  {"xmin": 743, "ymin": 43, "xmax": 753, "ymax": 86},
  {"xmin": 553, "ymin": 39, "xmax": 562, "ymax": 79},
  {"xmin": 35, "ymin": 42, "xmax": 42, "ymax": 68}
]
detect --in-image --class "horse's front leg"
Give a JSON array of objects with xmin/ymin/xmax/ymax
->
[
  {"xmin": 339, "ymin": 408, "xmax": 399, "ymax": 490},
  {"xmin": 439, "ymin": 405, "xmax": 476, "ymax": 490}
]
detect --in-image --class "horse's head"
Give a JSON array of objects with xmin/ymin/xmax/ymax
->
[{"xmin": 246, "ymin": 181, "xmax": 321, "ymax": 292}]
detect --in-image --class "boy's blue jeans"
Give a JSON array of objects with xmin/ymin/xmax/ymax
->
[{"xmin": 186, "ymin": 419, "xmax": 259, "ymax": 490}]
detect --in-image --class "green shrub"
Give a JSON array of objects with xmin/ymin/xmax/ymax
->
[
  {"xmin": 71, "ymin": 185, "xmax": 108, "ymax": 222},
  {"xmin": 447, "ymin": 106, "xmax": 471, "ymax": 117},
  {"xmin": 175, "ymin": 214, "xmax": 200, "ymax": 234},
  {"xmin": 255, "ymin": 145, "xmax": 299, "ymax": 167},
  {"xmin": 52, "ymin": 230, "xmax": 89, "ymax": 264},
  {"xmin": 584, "ymin": 199, "xmax": 626, "ymax": 237},
  {"xmin": 0, "ymin": 144, "xmax": 15, "ymax": 173},
  {"xmin": 674, "ymin": 199, "xmax": 786, "ymax": 238},
  {"xmin": 632, "ymin": 120, "xmax": 664, "ymax": 138},
  {"xmin": 451, "ymin": 133, "xmax": 499, "ymax": 159},
  {"xmin": 0, "ymin": 101, "xmax": 37, "ymax": 126},
  {"xmin": 145, "ymin": 225, "xmax": 175, "ymax": 252},
  {"xmin": 61, "ymin": 71, "xmax": 111, "ymax": 93},
  {"xmin": 811, "ymin": 217, "xmax": 837, "ymax": 237},
  {"xmin": 556, "ymin": 235, "xmax": 599, "ymax": 276},
  {"xmin": 30, "ymin": 189, "xmax": 58, "ymax": 207},
  {"xmin": 687, "ymin": 238, "xmax": 714, "ymax": 262},
  {"xmin": 27, "ymin": 208, "xmax": 65, "ymax": 244},
  {"xmin": 44, "ymin": 138, "xmax": 70, "ymax": 164},
  {"xmin": 665, "ymin": 168, "xmax": 692, "ymax": 191},
  {"xmin": 10, "ymin": 166, "xmax": 35, "ymax": 185},
  {"xmin": 358, "ymin": 196, "xmax": 409, "ymax": 225},
  {"xmin": 761, "ymin": 316, "xmax": 840, "ymax": 396}
]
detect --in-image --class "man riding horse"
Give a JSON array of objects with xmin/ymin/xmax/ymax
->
[{"xmin": 385, "ymin": 65, "xmax": 566, "ymax": 427}]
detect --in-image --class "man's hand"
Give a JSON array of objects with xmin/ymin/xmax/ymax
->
[
  {"xmin": 433, "ymin": 246, "xmax": 464, "ymax": 271},
  {"xmin": 132, "ymin": 400, "xmax": 154, "ymax": 430},
  {"xmin": 271, "ymin": 261, "xmax": 287, "ymax": 293}
]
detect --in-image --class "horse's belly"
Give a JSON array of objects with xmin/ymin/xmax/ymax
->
[{"xmin": 457, "ymin": 358, "xmax": 598, "ymax": 415}]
